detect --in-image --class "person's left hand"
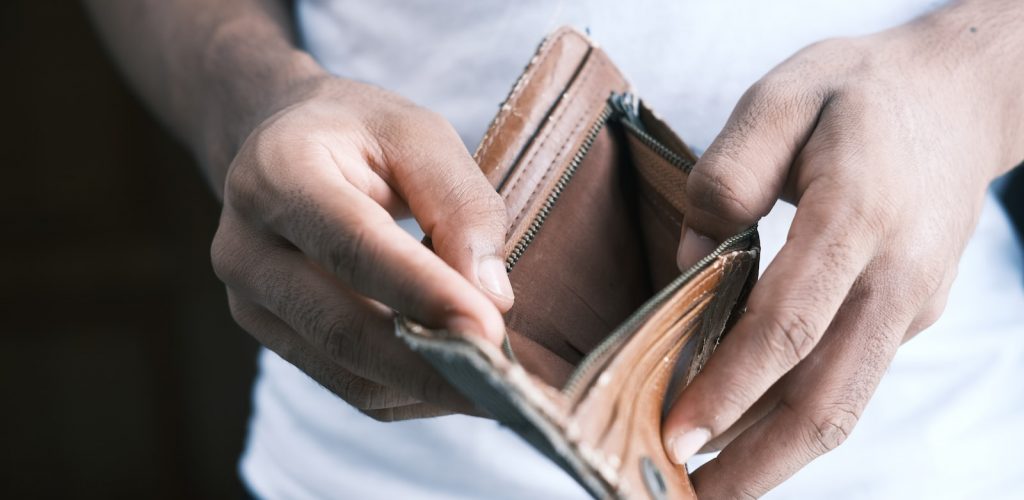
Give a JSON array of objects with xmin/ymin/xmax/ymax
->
[{"xmin": 662, "ymin": 2, "xmax": 1024, "ymax": 497}]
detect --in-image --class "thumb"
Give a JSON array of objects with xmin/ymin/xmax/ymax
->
[
  {"xmin": 678, "ymin": 77, "xmax": 826, "ymax": 269},
  {"xmin": 385, "ymin": 110, "xmax": 515, "ymax": 315}
]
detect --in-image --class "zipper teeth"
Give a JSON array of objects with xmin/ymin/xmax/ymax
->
[
  {"xmin": 504, "ymin": 103, "xmax": 615, "ymax": 272},
  {"xmin": 562, "ymin": 225, "xmax": 758, "ymax": 398},
  {"xmin": 620, "ymin": 120, "xmax": 695, "ymax": 173}
]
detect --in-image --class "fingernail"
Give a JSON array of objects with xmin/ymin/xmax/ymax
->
[
  {"xmin": 676, "ymin": 228, "xmax": 717, "ymax": 270},
  {"xmin": 667, "ymin": 428, "xmax": 711, "ymax": 465},
  {"xmin": 477, "ymin": 256, "xmax": 514, "ymax": 304}
]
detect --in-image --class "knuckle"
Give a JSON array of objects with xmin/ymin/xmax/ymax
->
[
  {"xmin": 836, "ymin": 197, "xmax": 893, "ymax": 243},
  {"xmin": 443, "ymin": 176, "xmax": 491, "ymax": 215},
  {"xmin": 742, "ymin": 72, "xmax": 823, "ymax": 124},
  {"xmin": 910, "ymin": 301, "xmax": 944, "ymax": 334},
  {"xmin": 414, "ymin": 371, "xmax": 452, "ymax": 406},
  {"xmin": 340, "ymin": 376, "xmax": 413, "ymax": 411},
  {"xmin": 210, "ymin": 228, "xmax": 233, "ymax": 283},
  {"xmin": 225, "ymin": 129, "xmax": 284, "ymax": 215},
  {"xmin": 319, "ymin": 315, "xmax": 353, "ymax": 360},
  {"xmin": 325, "ymin": 220, "xmax": 371, "ymax": 285},
  {"xmin": 223, "ymin": 158, "xmax": 257, "ymax": 212},
  {"xmin": 318, "ymin": 309, "xmax": 368, "ymax": 362},
  {"xmin": 225, "ymin": 294, "xmax": 253, "ymax": 330},
  {"xmin": 743, "ymin": 75, "xmax": 790, "ymax": 110},
  {"xmin": 759, "ymin": 308, "xmax": 821, "ymax": 368},
  {"xmin": 805, "ymin": 403, "xmax": 860, "ymax": 454},
  {"xmin": 909, "ymin": 272, "xmax": 953, "ymax": 333},
  {"xmin": 210, "ymin": 223, "xmax": 246, "ymax": 286},
  {"xmin": 335, "ymin": 373, "xmax": 378, "ymax": 410},
  {"xmin": 687, "ymin": 162, "xmax": 760, "ymax": 226},
  {"xmin": 432, "ymin": 178, "xmax": 508, "ymax": 249}
]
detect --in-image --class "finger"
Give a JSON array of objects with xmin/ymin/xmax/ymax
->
[
  {"xmin": 690, "ymin": 285, "xmax": 910, "ymax": 498},
  {"xmin": 905, "ymin": 267, "xmax": 955, "ymax": 341},
  {"xmin": 677, "ymin": 73, "xmax": 827, "ymax": 269},
  {"xmin": 374, "ymin": 110, "xmax": 514, "ymax": 311},
  {"xmin": 361, "ymin": 402, "xmax": 458, "ymax": 422},
  {"xmin": 664, "ymin": 124, "xmax": 884, "ymax": 464},
  {"xmin": 362, "ymin": 399, "xmax": 491, "ymax": 421},
  {"xmin": 699, "ymin": 383, "xmax": 783, "ymax": 454},
  {"xmin": 227, "ymin": 294, "xmax": 420, "ymax": 410},
  {"xmin": 215, "ymin": 224, "xmax": 477, "ymax": 412},
  {"xmin": 331, "ymin": 148, "xmax": 411, "ymax": 218},
  {"xmin": 242, "ymin": 153, "xmax": 506, "ymax": 343}
]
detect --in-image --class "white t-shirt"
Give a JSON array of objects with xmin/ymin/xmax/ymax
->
[{"xmin": 240, "ymin": 1, "xmax": 1024, "ymax": 498}]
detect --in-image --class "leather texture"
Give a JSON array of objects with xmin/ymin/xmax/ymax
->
[{"xmin": 396, "ymin": 27, "xmax": 760, "ymax": 499}]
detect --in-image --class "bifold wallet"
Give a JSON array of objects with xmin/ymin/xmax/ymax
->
[{"xmin": 396, "ymin": 27, "xmax": 760, "ymax": 499}]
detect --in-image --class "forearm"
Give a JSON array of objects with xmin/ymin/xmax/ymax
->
[{"xmin": 83, "ymin": 0, "xmax": 326, "ymax": 194}]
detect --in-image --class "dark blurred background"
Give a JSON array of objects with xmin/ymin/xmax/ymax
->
[{"xmin": 1, "ymin": 2, "xmax": 258, "ymax": 498}]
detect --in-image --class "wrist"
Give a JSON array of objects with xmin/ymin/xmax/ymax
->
[
  {"xmin": 197, "ymin": 25, "xmax": 329, "ymax": 194},
  {"xmin": 906, "ymin": 0, "xmax": 1024, "ymax": 176}
]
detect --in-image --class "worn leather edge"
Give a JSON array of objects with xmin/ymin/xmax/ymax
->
[
  {"xmin": 473, "ymin": 27, "xmax": 592, "ymax": 188},
  {"xmin": 395, "ymin": 317, "xmax": 614, "ymax": 498},
  {"xmin": 498, "ymin": 46, "xmax": 630, "ymax": 255},
  {"xmin": 396, "ymin": 239, "xmax": 759, "ymax": 500},
  {"xmin": 685, "ymin": 247, "xmax": 760, "ymax": 385}
]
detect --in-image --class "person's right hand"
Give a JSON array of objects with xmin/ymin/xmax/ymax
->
[{"xmin": 211, "ymin": 76, "xmax": 515, "ymax": 421}]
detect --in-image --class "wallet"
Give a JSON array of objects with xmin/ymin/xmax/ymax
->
[{"xmin": 396, "ymin": 27, "xmax": 760, "ymax": 499}]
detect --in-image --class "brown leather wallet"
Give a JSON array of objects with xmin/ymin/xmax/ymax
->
[{"xmin": 396, "ymin": 27, "xmax": 759, "ymax": 499}]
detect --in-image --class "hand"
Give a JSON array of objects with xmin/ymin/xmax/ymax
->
[
  {"xmin": 211, "ymin": 75, "xmax": 514, "ymax": 421},
  {"xmin": 663, "ymin": 2, "xmax": 1024, "ymax": 497}
]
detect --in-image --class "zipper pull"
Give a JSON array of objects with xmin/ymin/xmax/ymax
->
[{"xmin": 609, "ymin": 92, "xmax": 643, "ymax": 128}]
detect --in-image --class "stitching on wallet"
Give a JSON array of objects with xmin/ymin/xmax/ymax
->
[
  {"xmin": 506, "ymin": 59, "xmax": 604, "ymax": 234},
  {"xmin": 475, "ymin": 30, "xmax": 571, "ymax": 162},
  {"xmin": 504, "ymin": 59, "xmax": 600, "ymax": 204}
]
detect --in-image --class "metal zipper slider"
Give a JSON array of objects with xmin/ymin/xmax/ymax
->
[{"xmin": 609, "ymin": 92, "xmax": 642, "ymax": 127}]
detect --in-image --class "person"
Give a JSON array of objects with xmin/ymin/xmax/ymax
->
[{"xmin": 85, "ymin": 0, "xmax": 1024, "ymax": 498}]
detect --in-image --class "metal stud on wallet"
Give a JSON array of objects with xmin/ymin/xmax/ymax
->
[{"xmin": 396, "ymin": 27, "xmax": 760, "ymax": 499}]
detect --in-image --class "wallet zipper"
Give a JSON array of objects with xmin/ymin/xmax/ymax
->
[
  {"xmin": 502, "ymin": 92, "xmax": 713, "ymax": 368},
  {"xmin": 609, "ymin": 93, "xmax": 695, "ymax": 173},
  {"xmin": 562, "ymin": 225, "xmax": 757, "ymax": 399},
  {"xmin": 504, "ymin": 92, "xmax": 687, "ymax": 272},
  {"xmin": 504, "ymin": 102, "xmax": 616, "ymax": 272}
]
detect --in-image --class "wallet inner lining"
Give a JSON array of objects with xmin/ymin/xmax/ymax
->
[{"xmin": 504, "ymin": 99, "xmax": 694, "ymax": 388}]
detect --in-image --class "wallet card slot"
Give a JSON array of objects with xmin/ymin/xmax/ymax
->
[
  {"xmin": 504, "ymin": 103, "xmax": 615, "ymax": 271},
  {"xmin": 627, "ymin": 133, "xmax": 690, "ymax": 218},
  {"xmin": 498, "ymin": 91, "xmax": 757, "ymax": 396},
  {"xmin": 503, "ymin": 107, "xmax": 656, "ymax": 383},
  {"xmin": 635, "ymin": 183, "xmax": 685, "ymax": 291},
  {"xmin": 563, "ymin": 226, "xmax": 758, "ymax": 400}
]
